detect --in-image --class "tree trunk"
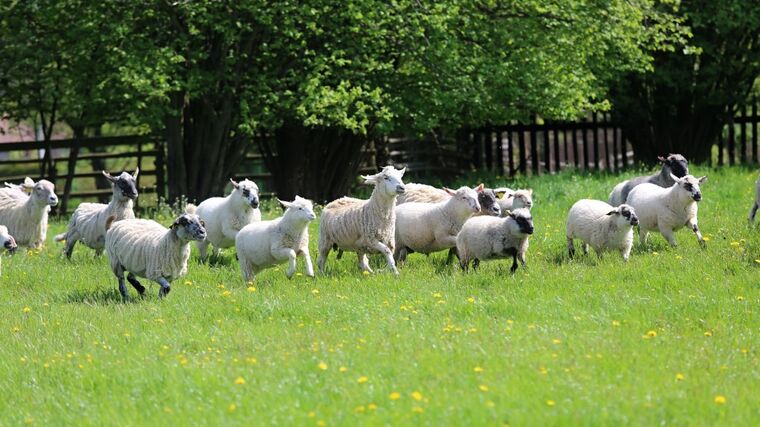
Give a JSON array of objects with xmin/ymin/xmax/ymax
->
[{"xmin": 258, "ymin": 121, "xmax": 367, "ymax": 203}]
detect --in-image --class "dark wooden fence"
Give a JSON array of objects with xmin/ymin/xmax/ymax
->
[
  {"xmin": 0, "ymin": 135, "xmax": 165, "ymax": 214},
  {"xmin": 718, "ymin": 103, "xmax": 759, "ymax": 166}
]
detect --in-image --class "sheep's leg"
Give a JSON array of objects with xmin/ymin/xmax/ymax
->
[
  {"xmin": 446, "ymin": 247, "xmax": 459, "ymax": 265},
  {"xmin": 567, "ymin": 237, "xmax": 575, "ymax": 258},
  {"xmin": 272, "ymin": 248, "xmax": 298, "ymax": 278},
  {"xmin": 357, "ymin": 253, "xmax": 374, "ymax": 273},
  {"xmin": 687, "ymin": 218, "xmax": 705, "ymax": 247},
  {"xmin": 510, "ymin": 253, "xmax": 518, "ymax": 273},
  {"xmin": 211, "ymin": 246, "xmax": 221, "ymax": 260},
  {"xmin": 127, "ymin": 273, "xmax": 146, "ymax": 295},
  {"xmin": 197, "ymin": 240, "xmax": 209, "ymax": 262},
  {"xmin": 300, "ymin": 248, "xmax": 315, "ymax": 278},
  {"xmin": 317, "ymin": 240, "xmax": 331, "ymax": 273},
  {"xmin": 395, "ymin": 246, "xmax": 408, "ymax": 265},
  {"xmin": 659, "ymin": 224, "xmax": 678, "ymax": 247},
  {"xmin": 750, "ymin": 203, "xmax": 759, "ymax": 223},
  {"xmin": 582, "ymin": 243, "xmax": 589, "ymax": 255},
  {"xmin": 113, "ymin": 264, "xmax": 129, "ymax": 301},
  {"xmin": 366, "ymin": 240, "xmax": 398, "ymax": 275},
  {"xmin": 239, "ymin": 258, "xmax": 254, "ymax": 284},
  {"xmin": 94, "ymin": 248, "xmax": 103, "ymax": 257},
  {"xmin": 156, "ymin": 277, "xmax": 171, "ymax": 298},
  {"xmin": 517, "ymin": 250, "xmax": 527, "ymax": 267},
  {"xmin": 64, "ymin": 232, "xmax": 79, "ymax": 259},
  {"xmin": 472, "ymin": 258, "xmax": 480, "ymax": 271},
  {"xmin": 621, "ymin": 244, "xmax": 632, "ymax": 262},
  {"xmin": 336, "ymin": 249, "xmax": 344, "ymax": 260},
  {"xmin": 639, "ymin": 228, "xmax": 649, "ymax": 246}
]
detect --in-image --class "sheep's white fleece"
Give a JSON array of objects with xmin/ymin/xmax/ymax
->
[
  {"xmin": 105, "ymin": 219, "xmax": 190, "ymax": 282},
  {"xmin": 566, "ymin": 200, "xmax": 635, "ymax": 260},
  {"xmin": 394, "ymin": 188, "xmax": 479, "ymax": 257},
  {"xmin": 607, "ymin": 181, "xmax": 628, "ymax": 207},
  {"xmin": 0, "ymin": 182, "xmax": 53, "ymax": 248},
  {"xmin": 193, "ymin": 180, "xmax": 261, "ymax": 258},
  {"xmin": 749, "ymin": 176, "xmax": 760, "ymax": 222},
  {"xmin": 626, "ymin": 176, "xmax": 704, "ymax": 246},
  {"xmin": 497, "ymin": 189, "xmax": 533, "ymax": 214},
  {"xmin": 396, "ymin": 183, "xmax": 448, "ymax": 204},
  {"xmin": 55, "ymin": 200, "xmax": 134, "ymax": 253},
  {"xmin": 456, "ymin": 210, "xmax": 531, "ymax": 270}
]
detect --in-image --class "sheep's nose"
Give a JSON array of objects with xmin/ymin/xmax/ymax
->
[
  {"xmin": 693, "ymin": 192, "xmax": 702, "ymax": 201},
  {"xmin": 631, "ymin": 217, "xmax": 639, "ymax": 226},
  {"xmin": 525, "ymin": 226, "xmax": 534, "ymax": 235},
  {"xmin": 491, "ymin": 206, "xmax": 501, "ymax": 216},
  {"xmin": 251, "ymin": 197, "xmax": 260, "ymax": 208},
  {"xmin": 49, "ymin": 196, "xmax": 59, "ymax": 206},
  {"xmin": 396, "ymin": 185, "xmax": 405, "ymax": 194},
  {"xmin": 309, "ymin": 213, "xmax": 317, "ymax": 220}
]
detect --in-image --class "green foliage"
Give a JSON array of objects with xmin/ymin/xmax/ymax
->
[{"xmin": 1, "ymin": 166, "xmax": 758, "ymax": 425}]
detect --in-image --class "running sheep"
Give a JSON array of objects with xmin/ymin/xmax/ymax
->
[
  {"xmin": 748, "ymin": 175, "xmax": 760, "ymax": 223},
  {"xmin": 394, "ymin": 185, "xmax": 481, "ymax": 264},
  {"xmin": 566, "ymin": 200, "xmax": 639, "ymax": 261},
  {"xmin": 55, "ymin": 169, "xmax": 138, "ymax": 258},
  {"xmin": 235, "ymin": 196, "xmax": 316, "ymax": 283},
  {"xmin": 0, "ymin": 177, "xmax": 58, "ymax": 248},
  {"xmin": 398, "ymin": 182, "xmax": 501, "ymax": 216},
  {"xmin": 191, "ymin": 179, "xmax": 261, "ymax": 261},
  {"xmin": 495, "ymin": 188, "xmax": 533, "ymax": 214},
  {"xmin": 456, "ymin": 208, "xmax": 534, "ymax": 272},
  {"xmin": 0, "ymin": 225, "xmax": 18, "ymax": 277},
  {"xmin": 626, "ymin": 174, "xmax": 707, "ymax": 247},
  {"xmin": 608, "ymin": 154, "xmax": 689, "ymax": 206},
  {"xmin": 104, "ymin": 207, "xmax": 207, "ymax": 300},
  {"xmin": 317, "ymin": 166, "xmax": 406, "ymax": 275}
]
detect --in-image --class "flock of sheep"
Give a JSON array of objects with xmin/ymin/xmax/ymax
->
[{"xmin": 0, "ymin": 153, "xmax": 745, "ymax": 301}]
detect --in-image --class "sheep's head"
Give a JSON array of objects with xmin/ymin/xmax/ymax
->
[
  {"xmin": 21, "ymin": 178, "xmax": 58, "ymax": 207},
  {"xmin": 102, "ymin": 168, "xmax": 139, "ymax": 200},
  {"xmin": 477, "ymin": 186, "xmax": 501, "ymax": 216},
  {"xmin": 230, "ymin": 179, "xmax": 260, "ymax": 209},
  {"xmin": 171, "ymin": 213, "xmax": 207, "ymax": 241},
  {"xmin": 670, "ymin": 173, "xmax": 707, "ymax": 202},
  {"xmin": 444, "ymin": 185, "xmax": 481, "ymax": 214},
  {"xmin": 279, "ymin": 195, "xmax": 316, "ymax": 223},
  {"xmin": 659, "ymin": 154, "xmax": 689, "ymax": 178},
  {"xmin": 506, "ymin": 208, "xmax": 534, "ymax": 235},
  {"xmin": 362, "ymin": 166, "xmax": 406, "ymax": 198},
  {"xmin": 508, "ymin": 189, "xmax": 533, "ymax": 209},
  {"xmin": 606, "ymin": 204, "xmax": 639, "ymax": 227},
  {"xmin": 0, "ymin": 225, "xmax": 17, "ymax": 254}
]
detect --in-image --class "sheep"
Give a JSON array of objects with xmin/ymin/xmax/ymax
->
[
  {"xmin": 54, "ymin": 169, "xmax": 138, "ymax": 258},
  {"xmin": 235, "ymin": 196, "xmax": 316, "ymax": 283},
  {"xmin": 566, "ymin": 200, "xmax": 639, "ymax": 261},
  {"xmin": 495, "ymin": 188, "xmax": 533, "ymax": 214},
  {"xmin": 104, "ymin": 207, "xmax": 207, "ymax": 300},
  {"xmin": 0, "ymin": 177, "xmax": 58, "ymax": 248},
  {"xmin": 190, "ymin": 178, "xmax": 261, "ymax": 261},
  {"xmin": 608, "ymin": 154, "xmax": 689, "ymax": 206},
  {"xmin": 398, "ymin": 183, "xmax": 501, "ymax": 216},
  {"xmin": 317, "ymin": 166, "xmax": 406, "ymax": 275},
  {"xmin": 749, "ymin": 176, "xmax": 760, "ymax": 223},
  {"xmin": 0, "ymin": 225, "xmax": 18, "ymax": 277},
  {"xmin": 456, "ymin": 208, "xmax": 534, "ymax": 273},
  {"xmin": 394, "ymin": 185, "xmax": 481, "ymax": 264},
  {"xmin": 626, "ymin": 174, "xmax": 707, "ymax": 247}
]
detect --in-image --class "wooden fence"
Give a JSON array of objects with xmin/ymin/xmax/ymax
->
[{"xmin": 718, "ymin": 103, "xmax": 759, "ymax": 166}]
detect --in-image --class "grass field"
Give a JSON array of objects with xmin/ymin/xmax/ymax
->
[{"xmin": 1, "ymin": 165, "xmax": 758, "ymax": 426}]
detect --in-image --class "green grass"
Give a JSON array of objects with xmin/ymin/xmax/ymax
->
[{"xmin": 1, "ymin": 166, "xmax": 758, "ymax": 426}]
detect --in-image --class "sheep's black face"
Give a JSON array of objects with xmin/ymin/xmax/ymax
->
[
  {"xmin": 619, "ymin": 205, "xmax": 639, "ymax": 226},
  {"xmin": 117, "ymin": 177, "xmax": 138, "ymax": 200},
  {"xmin": 173, "ymin": 214, "xmax": 207, "ymax": 241},
  {"xmin": 479, "ymin": 190, "xmax": 501, "ymax": 216},
  {"xmin": 666, "ymin": 154, "xmax": 689, "ymax": 178},
  {"xmin": 510, "ymin": 210, "xmax": 534, "ymax": 235},
  {"xmin": 3, "ymin": 236, "xmax": 17, "ymax": 253},
  {"xmin": 682, "ymin": 180, "xmax": 702, "ymax": 202}
]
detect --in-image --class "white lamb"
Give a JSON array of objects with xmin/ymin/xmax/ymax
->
[
  {"xmin": 396, "ymin": 183, "xmax": 448, "ymax": 204},
  {"xmin": 495, "ymin": 188, "xmax": 533, "ymax": 215},
  {"xmin": 0, "ymin": 177, "xmax": 58, "ymax": 248},
  {"xmin": 0, "ymin": 225, "xmax": 18, "ymax": 277},
  {"xmin": 236, "ymin": 196, "xmax": 316, "ymax": 283},
  {"xmin": 566, "ymin": 200, "xmax": 639, "ymax": 261},
  {"xmin": 55, "ymin": 169, "xmax": 138, "ymax": 258},
  {"xmin": 748, "ymin": 175, "xmax": 760, "ymax": 223},
  {"xmin": 104, "ymin": 207, "xmax": 207, "ymax": 300},
  {"xmin": 317, "ymin": 166, "xmax": 406, "ymax": 275},
  {"xmin": 191, "ymin": 178, "xmax": 261, "ymax": 261},
  {"xmin": 394, "ymin": 185, "xmax": 481, "ymax": 264},
  {"xmin": 626, "ymin": 174, "xmax": 707, "ymax": 247},
  {"xmin": 456, "ymin": 208, "xmax": 534, "ymax": 272}
]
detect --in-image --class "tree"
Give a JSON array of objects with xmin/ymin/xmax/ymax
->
[{"xmin": 610, "ymin": 0, "xmax": 760, "ymax": 163}]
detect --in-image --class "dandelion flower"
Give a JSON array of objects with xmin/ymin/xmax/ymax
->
[
  {"xmin": 296, "ymin": 272, "xmax": 303, "ymax": 277},
  {"xmin": 22, "ymin": 307, "xmax": 31, "ymax": 313},
  {"xmin": 318, "ymin": 362, "xmax": 328, "ymax": 370},
  {"xmin": 552, "ymin": 339, "xmax": 562, "ymax": 344},
  {"xmin": 362, "ymin": 270, "xmax": 370, "ymax": 276},
  {"xmin": 389, "ymin": 392, "xmax": 401, "ymax": 400},
  {"xmin": 714, "ymin": 395, "xmax": 726, "ymax": 404},
  {"xmin": 479, "ymin": 384, "xmax": 489, "ymax": 392},
  {"xmin": 311, "ymin": 289, "xmax": 320, "ymax": 295},
  {"xmin": 473, "ymin": 366, "xmax": 484, "ymax": 373},
  {"xmin": 675, "ymin": 373, "xmax": 685, "ymax": 381},
  {"xmin": 652, "ymin": 251, "xmax": 659, "ymax": 256},
  {"xmin": 467, "ymin": 297, "xmax": 475, "ymax": 303},
  {"xmin": 234, "ymin": 377, "xmax": 246, "ymax": 385},
  {"xmin": 730, "ymin": 241, "xmax": 740, "ymax": 247},
  {"xmin": 355, "ymin": 405, "xmax": 365, "ymax": 413},
  {"xmin": 412, "ymin": 406, "xmax": 424, "ymax": 413},
  {"xmin": 228, "ymin": 404, "xmax": 237, "ymax": 412},
  {"xmin": 367, "ymin": 403, "xmax": 377, "ymax": 410},
  {"xmin": 247, "ymin": 286, "xmax": 257, "ymax": 292},
  {"xmin": 736, "ymin": 296, "xmax": 744, "ymax": 301},
  {"xmin": 357, "ymin": 376, "xmax": 368, "ymax": 384},
  {"xmin": 222, "ymin": 290, "xmax": 232, "ymax": 297},
  {"xmin": 704, "ymin": 331, "xmax": 713, "ymax": 337},
  {"xmin": 307, "ymin": 411, "xmax": 316, "ymax": 418},
  {"xmin": 546, "ymin": 400, "xmax": 556, "ymax": 407},
  {"xmin": 184, "ymin": 280, "xmax": 192, "ymax": 286},
  {"xmin": 612, "ymin": 320, "xmax": 621, "ymax": 326},
  {"xmin": 411, "ymin": 391, "xmax": 423, "ymax": 401},
  {"xmin": 646, "ymin": 330, "xmax": 657, "ymax": 338},
  {"xmin": 703, "ymin": 236, "xmax": 711, "ymax": 242}
]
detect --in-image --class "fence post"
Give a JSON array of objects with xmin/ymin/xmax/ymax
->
[
  {"xmin": 530, "ymin": 116, "xmax": 539, "ymax": 175},
  {"xmin": 472, "ymin": 131, "xmax": 482, "ymax": 169},
  {"xmin": 507, "ymin": 131, "xmax": 515, "ymax": 177},
  {"xmin": 728, "ymin": 117, "xmax": 735, "ymax": 166},
  {"xmin": 543, "ymin": 120, "xmax": 551, "ymax": 173},
  {"xmin": 155, "ymin": 138, "xmax": 166, "ymax": 201},
  {"xmin": 553, "ymin": 125, "xmax": 560, "ymax": 173},
  {"xmin": 495, "ymin": 131, "xmax": 504, "ymax": 175},
  {"xmin": 518, "ymin": 124, "xmax": 527, "ymax": 175},
  {"xmin": 592, "ymin": 113, "xmax": 600, "ymax": 170},
  {"xmin": 740, "ymin": 105, "xmax": 747, "ymax": 164},
  {"xmin": 573, "ymin": 127, "xmax": 580, "ymax": 169},
  {"xmin": 484, "ymin": 131, "xmax": 493, "ymax": 170},
  {"xmin": 753, "ymin": 102, "xmax": 758, "ymax": 164}
]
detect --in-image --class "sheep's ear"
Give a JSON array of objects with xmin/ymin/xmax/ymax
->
[
  {"xmin": 132, "ymin": 167, "xmax": 139, "ymax": 180},
  {"xmin": 101, "ymin": 171, "xmax": 117, "ymax": 182},
  {"xmin": 669, "ymin": 172, "xmax": 680, "ymax": 182},
  {"xmin": 443, "ymin": 187, "xmax": 456, "ymax": 196},
  {"xmin": 606, "ymin": 210, "xmax": 618, "ymax": 216},
  {"xmin": 361, "ymin": 174, "xmax": 377, "ymax": 184},
  {"xmin": 21, "ymin": 177, "xmax": 35, "ymax": 190},
  {"xmin": 697, "ymin": 176, "xmax": 707, "ymax": 184},
  {"xmin": 527, "ymin": 188, "xmax": 533, "ymax": 195},
  {"xmin": 507, "ymin": 193, "xmax": 514, "ymax": 199},
  {"xmin": 398, "ymin": 167, "xmax": 406, "ymax": 176},
  {"xmin": 658, "ymin": 156, "xmax": 667, "ymax": 163},
  {"xmin": 475, "ymin": 183, "xmax": 484, "ymax": 192},
  {"xmin": 277, "ymin": 198, "xmax": 293, "ymax": 209},
  {"xmin": 229, "ymin": 178, "xmax": 240, "ymax": 190},
  {"xmin": 494, "ymin": 190, "xmax": 507, "ymax": 198}
]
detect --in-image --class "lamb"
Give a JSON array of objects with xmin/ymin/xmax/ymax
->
[
  {"xmin": 456, "ymin": 208, "xmax": 534, "ymax": 272},
  {"xmin": 0, "ymin": 225, "xmax": 18, "ymax": 277},
  {"xmin": 54, "ymin": 169, "xmax": 138, "ymax": 258},
  {"xmin": 317, "ymin": 166, "xmax": 406, "ymax": 275},
  {"xmin": 235, "ymin": 196, "xmax": 316, "ymax": 283},
  {"xmin": 566, "ymin": 200, "xmax": 639, "ymax": 261},
  {"xmin": 0, "ymin": 177, "xmax": 58, "ymax": 248},
  {"xmin": 495, "ymin": 188, "xmax": 533, "ymax": 214},
  {"xmin": 748, "ymin": 176, "xmax": 760, "ymax": 223},
  {"xmin": 191, "ymin": 178, "xmax": 261, "ymax": 261},
  {"xmin": 394, "ymin": 185, "xmax": 481, "ymax": 264},
  {"xmin": 398, "ymin": 182, "xmax": 501, "ymax": 216},
  {"xmin": 626, "ymin": 174, "xmax": 707, "ymax": 247},
  {"xmin": 608, "ymin": 154, "xmax": 689, "ymax": 206},
  {"xmin": 104, "ymin": 206, "xmax": 207, "ymax": 300}
]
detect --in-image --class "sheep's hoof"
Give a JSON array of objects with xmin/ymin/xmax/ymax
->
[{"xmin": 159, "ymin": 287, "xmax": 171, "ymax": 298}]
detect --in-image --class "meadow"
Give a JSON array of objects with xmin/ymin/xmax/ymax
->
[{"xmin": 1, "ymin": 165, "xmax": 758, "ymax": 426}]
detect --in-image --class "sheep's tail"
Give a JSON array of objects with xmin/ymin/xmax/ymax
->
[
  {"xmin": 185, "ymin": 203, "xmax": 197, "ymax": 215},
  {"xmin": 105, "ymin": 215, "xmax": 117, "ymax": 231},
  {"xmin": 54, "ymin": 232, "xmax": 67, "ymax": 242}
]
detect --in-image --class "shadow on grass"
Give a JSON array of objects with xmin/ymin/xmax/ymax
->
[{"xmin": 64, "ymin": 287, "xmax": 134, "ymax": 305}]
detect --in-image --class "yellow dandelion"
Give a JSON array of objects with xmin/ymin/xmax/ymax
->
[
  {"xmin": 704, "ymin": 331, "xmax": 713, "ymax": 337},
  {"xmin": 317, "ymin": 421, "xmax": 326, "ymax": 427},
  {"xmin": 546, "ymin": 400, "xmax": 556, "ymax": 407},
  {"xmin": 646, "ymin": 330, "xmax": 657, "ymax": 338},
  {"xmin": 539, "ymin": 366, "xmax": 548, "ymax": 375},
  {"xmin": 652, "ymin": 251, "xmax": 659, "ymax": 256},
  {"xmin": 612, "ymin": 320, "xmax": 621, "ymax": 326},
  {"xmin": 234, "ymin": 377, "xmax": 246, "ymax": 385},
  {"xmin": 307, "ymin": 411, "xmax": 316, "ymax": 418},
  {"xmin": 675, "ymin": 373, "xmax": 685, "ymax": 381},
  {"xmin": 355, "ymin": 405, "xmax": 365, "ymax": 413},
  {"xmin": 227, "ymin": 403, "xmax": 237, "ymax": 412},
  {"xmin": 362, "ymin": 270, "xmax": 370, "ymax": 276},
  {"xmin": 357, "ymin": 376, "xmax": 368, "ymax": 384},
  {"xmin": 432, "ymin": 292, "xmax": 442, "ymax": 298},
  {"xmin": 184, "ymin": 280, "xmax": 192, "ymax": 286},
  {"xmin": 467, "ymin": 297, "xmax": 475, "ymax": 303},
  {"xmin": 367, "ymin": 403, "xmax": 377, "ymax": 410},
  {"xmin": 411, "ymin": 391, "xmax": 423, "ymax": 401},
  {"xmin": 318, "ymin": 362, "xmax": 328, "ymax": 370},
  {"xmin": 412, "ymin": 406, "xmax": 424, "ymax": 413},
  {"xmin": 736, "ymin": 296, "xmax": 744, "ymax": 301},
  {"xmin": 22, "ymin": 307, "xmax": 31, "ymax": 313},
  {"xmin": 730, "ymin": 241, "xmax": 740, "ymax": 247},
  {"xmin": 296, "ymin": 272, "xmax": 303, "ymax": 277},
  {"xmin": 311, "ymin": 289, "xmax": 320, "ymax": 295},
  {"xmin": 479, "ymin": 384, "xmax": 489, "ymax": 392},
  {"xmin": 247, "ymin": 286, "xmax": 257, "ymax": 292},
  {"xmin": 389, "ymin": 392, "xmax": 401, "ymax": 400},
  {"xmin": 486, "ymin": 400, "xmax": 495, "ymax": 408},
  {"xmin": 703, "ymin": 236, "xmax": 711, "ymax": 242},
  {"xmin": 552, "ymin": 338, "xmax": 562, "ymax": 344},
  {"xmin": 755, "ymin": 258, "xmax": 760, "ymax": 264},
  {"xmin": 473, "ymin": 366, "xmax": 484, "ymax": 373},
  {"xmin": 339, "ymin": 366, "xmax": 348, "ymax": 372},
  {"xmin": 675, "ymin": 255, "xmax": 683, "ymax": 260},
  {"xmin": 714, "ymin": 395, "xmax": 726, "ymax": 404}
]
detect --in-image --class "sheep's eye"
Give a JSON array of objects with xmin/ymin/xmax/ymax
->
[{"xmin": 384, "ymin": 176, "xmax": 390, "ymax": 180}]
